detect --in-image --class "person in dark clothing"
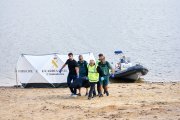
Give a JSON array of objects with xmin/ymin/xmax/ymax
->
[
  {"xmin": 98, "ymin": 53, "xmax": 115, "ymax": 97},
  {"xmin": 77, "ymin": 55, "xmax": 89, "ymax": 96},
  {"xmin": 59, "ymin": 53, "xmax": 79, "ymax": 97}
]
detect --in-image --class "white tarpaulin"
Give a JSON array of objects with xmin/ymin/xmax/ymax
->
[{"xmin": 16, "ymin": 52, "xmax": 95, "ymax": 88}]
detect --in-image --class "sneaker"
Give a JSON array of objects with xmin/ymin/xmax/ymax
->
[
  {"xmin": 71, "ymin": 94, "xmax": 77, "ymax": 98},
  {"xmin": 106, "ymin": 91, "xmax": 109, "ymax": 96},
  {"xmin": 99, "ymin": 94, "xmax": 103, "ymax": 97}
]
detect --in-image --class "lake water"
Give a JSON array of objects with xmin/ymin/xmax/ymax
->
[{"xmin": 0, "ymin": 0, "xmax": 180, "ymax": 86}]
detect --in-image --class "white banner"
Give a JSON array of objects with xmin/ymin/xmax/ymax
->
[{"xmin": 16, "ymin": 53, "xmax": 95, "ymax": 85}]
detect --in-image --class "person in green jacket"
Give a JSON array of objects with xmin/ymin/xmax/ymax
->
[
  {"xmin": 77, "ymin": 55, "xmax": 88, "ymax": 96},
  {"xmin": 98, "ymin": 54, "xmax": 115, "ymax": 97},
  {"xmin": 87, "ymin": 59, "xmax": 100, "ymax": 100}
]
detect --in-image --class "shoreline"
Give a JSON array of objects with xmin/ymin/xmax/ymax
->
[{"xmin": 0, "ymin": 81, "xmax": 179, "ymax": 88}]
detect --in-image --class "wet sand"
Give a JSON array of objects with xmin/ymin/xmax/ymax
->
[{"xmin": 0, "ymin": 83, "xmax": 180, "ymax": 120}]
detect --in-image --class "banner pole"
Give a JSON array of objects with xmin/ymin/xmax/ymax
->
[{"xmin": 15, "ymin": 68, "xmax": 18, "ymax": 88}]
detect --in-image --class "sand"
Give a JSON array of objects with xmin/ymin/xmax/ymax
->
[{"xmin": 0, "ymin": 83, "xmax": 180, "ymax": 120}]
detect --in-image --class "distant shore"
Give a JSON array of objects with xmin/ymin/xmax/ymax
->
[{"xmin": 0, "ymin": 83, "xmax": 179, "ymax": 120}]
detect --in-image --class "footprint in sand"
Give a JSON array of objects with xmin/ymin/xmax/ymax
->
[
  {"xmin": 153, "ymin": 116, "xmax": 158, "ymax": 118},
  {"xmin": 119, "ymin": 95, "xmax": 123, "ymax": 97}
]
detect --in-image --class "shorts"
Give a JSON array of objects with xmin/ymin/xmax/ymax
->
[{"xmin": 99, "ymin": 76, "xmax": 109, "ymax": 86}]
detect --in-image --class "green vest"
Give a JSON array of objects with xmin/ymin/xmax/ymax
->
[
  {"xmin": 78, "ymin": 61, "xmax": 88, "ymax": 77},
  {"xmin": 88, "ymin": 65, "xmax": 99, "ymax": 82}
]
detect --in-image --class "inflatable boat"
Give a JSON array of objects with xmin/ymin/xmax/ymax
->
[
  {"xmin": 113, "ymin": 64, "xmax": 148, "ymax": 81},
  {"xmin": 110, "ymin": 51, "xmax": 148, "ymax": 82}
]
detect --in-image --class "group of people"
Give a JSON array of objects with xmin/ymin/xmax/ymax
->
[{"xmin": 59, "ymin": 53, "xmax": 114, "ymax": 100}]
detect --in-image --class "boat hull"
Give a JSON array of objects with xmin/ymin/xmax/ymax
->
[{"xmin": 112, "ymin": 64, "xmax": 148, "ymax": 82}]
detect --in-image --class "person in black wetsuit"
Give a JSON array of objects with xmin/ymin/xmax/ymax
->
[{"xmin": 59, "ymin": 53, "xmax": 79, "ymax": 97}]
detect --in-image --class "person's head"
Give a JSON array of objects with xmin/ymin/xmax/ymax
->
[
  {"xmin": 68, "ymin": 53, "xmax": 73, "ymax": 60},
  {"xmin": 89, "ymin": 59, "xmax": 95, "ymax": 66},
  {"xmin": 98, "ymin": 53, "xmax": 105, "ymax": 62},
  {"xmin": 79, "ymin": 55, "xmax": 83, "ymax": 61}
]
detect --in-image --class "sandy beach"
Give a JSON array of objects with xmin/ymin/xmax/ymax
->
[{"xmin": 0, "ymin": 83, "xmax": 179, "ymax": 120}]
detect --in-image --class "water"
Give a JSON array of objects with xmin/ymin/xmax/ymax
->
[{"xmin": 0, "ymin": 0, "xmax": 180, "ymax": 86}]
